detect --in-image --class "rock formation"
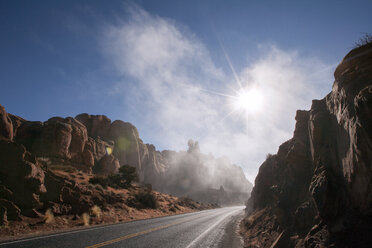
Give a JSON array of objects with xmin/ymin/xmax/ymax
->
[
  {"xmin": 0, "ymin": 104, "xmax": 251, "ymax": 222},
  {"xmin": 241, "ymin": 43, "xmax": 372, "ymax": 247}
]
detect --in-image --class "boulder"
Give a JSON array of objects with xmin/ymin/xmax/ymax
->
[
  {"xmin": 94, "ymin": 154, "xmax": 120, "ymax": 175},
  {"xmin": 0, "ymin": 139, "xmax": 46, "ymax": 217},
  {"xmin": 15, "ymin": 117, "xmax": 93, "ymax": 172},
  {"xmin": 75, "ymin": 113, "xmax": 111, "ymax": 139}
]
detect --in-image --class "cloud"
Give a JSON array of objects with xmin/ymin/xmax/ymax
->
[{"xmin": 102, "ymin": 6, "xmax": 335, "ymax": 183}]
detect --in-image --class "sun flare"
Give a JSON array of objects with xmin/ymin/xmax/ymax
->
[{"xmin": 233, "ymin": 88, "xmax": 264, "ymax": 114}]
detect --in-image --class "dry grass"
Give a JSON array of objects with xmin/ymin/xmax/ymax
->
[
  {"xmin": 91, "ymin": 205, "xmax": 101, "ymax": 218},
  {"xmin": 82, "ymin": 213, "xmax": 90, "ymax": 226},
  {"xmin": 44, "ymin": 209, "xmax": 54, "ymax": 224}
]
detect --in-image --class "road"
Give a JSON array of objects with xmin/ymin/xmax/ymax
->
[{"xmin": 0, "ymin": 206, "xmax": 245, "ymax": 248}]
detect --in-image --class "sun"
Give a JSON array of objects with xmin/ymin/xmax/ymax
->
[{"xmin": 233, "ymin": 87, "xmax": 264, "ymax": 114}]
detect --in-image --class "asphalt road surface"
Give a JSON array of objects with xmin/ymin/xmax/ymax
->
[{"xmin": 0, "ymin": 206, "xmax": 245, "ymax": 248}]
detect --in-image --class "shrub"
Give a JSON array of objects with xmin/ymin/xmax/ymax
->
[
  {"xmin": 116, "ymin": 165, "xmax": 138, "ymax": 187},
  {"xmin": 44, "ymin": 209, "xmax": 54, "ymax": 224},
  {"xmin": 135, "ymin": 190, "xmax": 159, "ymax": 209},
  {"xmin": 144, "ymin": 183, "xmax": 153, "ymax": 192},
  {"xmin": 94, "ymin": 184, "xmax": 105, "ymax": 192},
  {"xmin": 82, "ymin": 213, "xmax": 90, "ymax": 226},
  {"xmin": 89, "ymin": 176, "xmax": 109, "ymax": 188},
  {"xmin": 354, "ymin": 33, "xmax": 372, "ymax": 48},
  {"xmin": 89, "ymin": 165, "xmax": 138, "ymax": 189},
  {"xmin": 91, "ymin": 205, "xmax": 101, "ymax": 218}
]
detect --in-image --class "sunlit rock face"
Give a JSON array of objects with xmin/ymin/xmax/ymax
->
[
  {"xmin": 242, "ymin": 43, "xmax": 372, "ymax": 248},
  {"xmin": 76, "ymin": 114, "xmax": 152, "ymax": 182}
]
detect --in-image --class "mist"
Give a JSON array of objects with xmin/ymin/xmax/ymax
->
[
  {"xmin": 102, "ymin": 5, "xmax": 335, "ymax": 183},
  {"xmin": 145, "ymin": 139, "xmax": 252, "ymax": 205},
  {"xmin": 159, "ymin": 140, "xmax": 252, "ymax": 194}
]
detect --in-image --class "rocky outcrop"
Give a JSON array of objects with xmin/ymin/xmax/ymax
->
[
  {"xmin": 75, "ymin": 114, "xmax": 151, "ymax": 181},
  {"xmin": 15, "ymin": 117, "xmax": 94, "ymax": 171},
  {"xmin": 0, "ymin": 104, "xmax": 13, "ymax": 140},
  {"xmin": 0, "ymin": 140, "xmax": 46, "ymax": 218},
  {"xmin": 108, "ymin": 120, "xmax": 148, "ymax": 181},
  {"xmin": 94, "ymin": 154, "xmax": 120, "ymax": 175},
  {"xmin": 0, "ymin": 106, "xmax": 252, "ymax": 222},
  {"xmin": 75, "ymin": 113, "xmax": 111, "ymax": 139},
  {"xmin": 242, "ymin": 43, "xmax": 372, "ymax": 247}
]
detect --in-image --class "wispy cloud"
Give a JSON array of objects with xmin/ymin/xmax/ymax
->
[{"xmin": 102, "ymin": 5, "xmax": 335, "ymax": 183}]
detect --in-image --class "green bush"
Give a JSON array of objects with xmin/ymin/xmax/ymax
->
[
  {"xmin": 89, "ymin": 165, "xmax": 138, "ymax": 189},
  {"xmin": 108, "ymin": 165, "xmax": 138, "ymax": 188}
]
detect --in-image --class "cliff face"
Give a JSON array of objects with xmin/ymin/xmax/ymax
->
[{"xmin": 242, "ymin": 43, "xmax": 372, "ymax": 247}]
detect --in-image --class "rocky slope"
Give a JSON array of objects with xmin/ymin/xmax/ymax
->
[
  {"xmin": 0, "ymin": 165, "xmax": 214, "ymax": 240},
  {"xmin": 0, "ymin": 104, "xmax": 250, "ymax": 225},
  {"xmin": 241, "ymin": 43, "xmax": 372, "ymax": 247}
]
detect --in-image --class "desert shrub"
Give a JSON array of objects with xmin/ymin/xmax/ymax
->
[
  {"xmin": 354, "ymin": 33, "xmax": 372, "ymax": 48},
  {"xmin": 113, "ymin": 165, "xmax": 138, "ymax": 187},
  {"xmin": 94, "ymin": 184, "xmax": 104, "ymax": 192},
  {"xmin": 89, "ymin": 165, "xmax": 138, "ymax": 189},
  {"xmin": 144, "ymin": 183, "xmax": 153, "ymax": 192},
  {"xmin": 89, "ymin": 176, "xmax": 109, "ymax": 188},
  {"xmin": 44, "ymin": 209, "xmax": 54, "ymax": 224},
  {"xmin": 169, "ymin": 206, "xmax": 176, "ymax": 212},
  {"xmin": 135, "ymin": 190, "xmax": 159, "ymax": 209},
  {"xmin": 91, "ymin": 205, "xmax": 101, "ymax": 218},
  {"xmin": 82, "ymin": 213, "xmax": 90, "ymax": 226}
]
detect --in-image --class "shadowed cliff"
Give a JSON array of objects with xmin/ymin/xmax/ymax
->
[{"xmin": 241, "ymin": 43, "xmax": 372, "ymax": 247}]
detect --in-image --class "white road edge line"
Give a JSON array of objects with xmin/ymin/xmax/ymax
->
[
  {"xmin": 185, "ymin": 208, "xmax": 241, "ymax": 248},
  {"xmin": 0, "ymin": 210, "xmax": 210, "ymax": 246}
]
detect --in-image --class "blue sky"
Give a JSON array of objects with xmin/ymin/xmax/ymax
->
[{"xmin": 1, "ymin": 0, "xmax": 371, "ymax": 182}]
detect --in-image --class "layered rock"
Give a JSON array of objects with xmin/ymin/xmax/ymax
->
[{"xmin": 242, "ymin": 43, "xmax": 372, "ymax": 247}]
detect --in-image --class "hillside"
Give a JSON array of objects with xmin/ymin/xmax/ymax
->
[
  {"xmin": 0, "ymin": 102, "xmax": 250, "ymax": 237},
  {"xmin": 241, "ymin": 43, "xmax": 372, "ymax": 247},
  {"xmin": 0, "ymin": 109, "xmax": 219, "ymax": 238}
]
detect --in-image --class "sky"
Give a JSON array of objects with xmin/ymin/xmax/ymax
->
[{"xmin": 0, "ymin": 0, "xmax": 371, "ymax": 183}]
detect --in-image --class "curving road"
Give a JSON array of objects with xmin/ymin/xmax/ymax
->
[{"xmin": 0, "ymin": 206, "xmax": 245, "ymax": 248}]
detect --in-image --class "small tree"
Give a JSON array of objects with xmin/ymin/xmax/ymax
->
[
  {"xmin": 109, "ymin": 165, "xmax": 138, "ymax": 188},
  {"xmin": 90, "ymin": 165, "xmax": 138, "ymax": 189},
  {"xmin": 354, "ymin": 33, "xmax": 372, "ymax": 48}
]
